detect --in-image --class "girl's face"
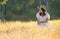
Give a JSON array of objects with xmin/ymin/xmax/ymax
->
[
  {"xmin": 39, "ymin": 8, "xmax": 43, "ymax": 14},
  {"xmin": 39, "ymin": 8, "xmax": 46, "ymax": 16}
]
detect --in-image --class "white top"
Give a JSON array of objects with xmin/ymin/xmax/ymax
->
[{"xmin": 36, "ymin": 12, "xmax": 50, "ymax": 26}]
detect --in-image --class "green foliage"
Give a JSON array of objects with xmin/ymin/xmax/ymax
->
[
  {"xmin": 0, "ymin": 0, "xmax": 60, "ymax": 21},
  {"xmin": 0, "ymin": 0, "xmax": 8, "ymax": 5}
]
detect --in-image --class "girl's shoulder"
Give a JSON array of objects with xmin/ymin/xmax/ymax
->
[
  {"xmin": 45, "ymin": 12, "xmax": 50, "ymax": 16},
  {"xmin": 36, "ymin": 13, "xmax": 39, "ymax": 16},
  {"xmin": 36, "ymin": 13, "xmax": 40, "ymax": 17},
  {"xmin": 36, "ymin": 13, "xmax": 39, "ymax": 15},
  {"xmin": 45, "ymin": 12, "xmax": 50, "ymax": 19}
]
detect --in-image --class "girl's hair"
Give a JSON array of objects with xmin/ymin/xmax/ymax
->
[{"xmin": 39, "ymin": 8, "xmax": 46, "ymax": 16}]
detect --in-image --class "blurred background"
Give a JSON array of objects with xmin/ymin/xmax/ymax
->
[
  {"xmin": 0, "ymin": 0, "xmax": 60, "ymax": 21},
  {"xmin": 0, "ymin": 0, "xmax": 60, "ymax": 39}
]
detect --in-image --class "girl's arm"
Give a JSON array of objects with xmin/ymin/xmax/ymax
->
[
  {"xmin": 44, "ymin": 18, "xmax": 48, "ymax": 23},
  {"xmin": 37, "ymin": 18, "xmax": 48, "ymax": 24},
  {"xmin": 37, "ymin": 19, "xmax": 40, "ymax": 25},
  {"xmin": 40, "ymin": 18, "xmax": 48, "ymax": 23}
]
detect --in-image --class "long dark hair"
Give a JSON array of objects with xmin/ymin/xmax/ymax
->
[{"xmin": 39, "ymin": 8, "xmax": 46, "ymax": 16}]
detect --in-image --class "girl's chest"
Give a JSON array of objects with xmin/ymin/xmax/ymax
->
[
  {"xmin": 38, "ymin": 16, "xmax": 47, "ymax": 21},
  {"xmin": 39, "ymin": 16, "xmax": 46, "ymax": 19}
]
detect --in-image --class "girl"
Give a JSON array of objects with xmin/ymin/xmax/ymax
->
[{"xmin": 36, "ymin": 5, "xmax": 50, "ymax": 26}]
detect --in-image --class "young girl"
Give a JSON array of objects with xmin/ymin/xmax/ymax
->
[{"xmin": 36, "ymin": 5, "xmax": 50, "ymax": 26}]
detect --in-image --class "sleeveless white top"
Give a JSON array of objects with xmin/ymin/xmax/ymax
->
[{"xmin": 36, "ymin": 12, "xmax": 50, "ymax": 26}]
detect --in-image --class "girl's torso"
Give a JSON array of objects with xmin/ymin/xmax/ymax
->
[{"xmin": 36, "ymin": 12, "xmax": 50, "ymax": 26}]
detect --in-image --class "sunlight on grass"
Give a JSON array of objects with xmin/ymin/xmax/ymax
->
[{"xmin": 0, "ymin": 20, "xmax": 60, "ymax": 39}]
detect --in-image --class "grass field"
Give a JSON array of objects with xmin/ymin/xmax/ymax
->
[{"xmin": 0, "ymin": 20, "xmax": 60, "ymax": 39}]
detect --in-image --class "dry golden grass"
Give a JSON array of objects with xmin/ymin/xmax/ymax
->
[{"xmin": 0, "ymin": 20, "xmax": 60, "ymax": 39}]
